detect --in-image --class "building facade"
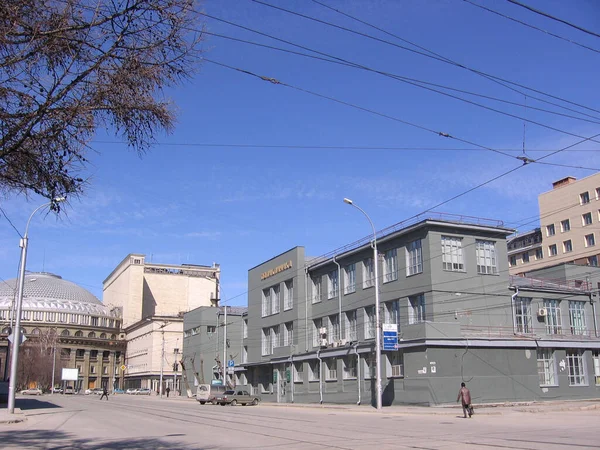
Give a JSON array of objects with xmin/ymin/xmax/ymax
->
[
  {"xmin": 181, "ymin": 306, "xmax": 247, "ymax": 395},
  {"xmin": 0, "ymin": 273, "xmax": 125, "ymax": 392},
  {"xmin": 510, "ymin": 174, "xmax": 600, "ymax": 274},
  {"xmin": 239, "ymin": 215, "xmax": 600, "ymax": 406},
  {"xmin": 103, "ymin": 254, "xmax": 220, "ymax": 393}
]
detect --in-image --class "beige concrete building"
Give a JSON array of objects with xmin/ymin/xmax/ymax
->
[
  {"xmin": 102, "ymin": 254, "xmax": 220, "ymax": 392},
  {"xmin": 509, "ymin": 174, "xmax": 600, "ymax": 274}
]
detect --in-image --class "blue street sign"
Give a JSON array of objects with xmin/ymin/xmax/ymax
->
[
  {"xmin": 227, "ymin": 360, "xmax": 235, "ymax": 367},
  {"xmin": 382, "ymin": 324, "xmax": 398, "ymax": 351}
]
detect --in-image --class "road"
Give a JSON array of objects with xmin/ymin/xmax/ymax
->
[{"xmin": 1, "ymin": 394, "xmax": 599, "ymax": 449}]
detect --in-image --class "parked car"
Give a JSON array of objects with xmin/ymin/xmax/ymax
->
[
  {"xmin": 126, "ymin": 388, "xmax": 138, "ymax": 395},
  {"xmin": 20, "ymin": 387, "xmax": 43, "ymax": 395},
  {"xmin": 84, "ymin": 388, "xmax": 103, "ymax": 395},
  {"xmin": 113, "ymin": 388, "xmax": 125, "ymax": 394},
  {"xmin": 214, "ymin": 390, "xmax": 260, "ymax": 406},
  {"xmin": 196, "ymin": 384, "xmax": 227, "ymax": 405},
  {"xmin": 64, "ymin": 386, "xmax": 74, "ymax": 394},
  {"xmin": 134, "ymin": 388, "xmax": 151, "ymax": 395},
  {"xmin": 52, "ymin": 387, "xmax": 63, "ymax": 394}
]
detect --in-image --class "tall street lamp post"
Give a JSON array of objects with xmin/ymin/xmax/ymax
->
[
  {"xmin": 343, "ymin": 198, "xmax": 382, "ymax": 411},
  {"xmin": 7, "ymin": 197, "xmax": 65, "ymax": 413}
]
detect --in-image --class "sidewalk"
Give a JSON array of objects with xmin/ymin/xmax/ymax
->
[{"xmin": 0, "ymin": 408, "xmax": 25, "ymax": 424}]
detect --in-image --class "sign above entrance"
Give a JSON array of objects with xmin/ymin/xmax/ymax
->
[{"xmin": 261, "ymin": 260, "xmax": 292, "ymax": 280}]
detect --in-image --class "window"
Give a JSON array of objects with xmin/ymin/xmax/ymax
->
[
  {"xmin": 537, "ymin": 349, "xmax": 556, "ymax": 386},
  {"xmin": 549, "ymin": 244, "xmax": 558, "ymax": 256},
  {"xmin": 261, "ymin": 288, "xmax": 271, "ymax": 317},
  {"xmin": 593, "ymin": 351, "xmax": 600, "ymax": 385},
  {"xmin": 597, "ymin": 187, "xmax": 600, "ymax": 200},
  {"xmin": 514, "ymin": 297, "xmax": 532, "ymax": 334},
  {"xmin": 271, "ymin": 285, "xmax": 280, "ymax": 314},
  {"xmin": 47, "ymin": 312, "xmax": 55, "ymax": 322},
  {"xmin": 408, "ymin": 294, "xmax": 425, "ymax": 324},
  {"xmin": 566, "ymin": 350, "xmax": 587, "ymax": 386},
  {"xmin": 563, "ymin": 240, "xmax": 573, "ymax": 253},
  {"xmin": 364, "ymin": 306, "xmax": 376, "ymax": 339},
  {"xmin": 103, "ymin": 366, "xmax": 108, "ymax": 375},
  {"xmin": 546, "ymin": 224, "xmax": 555, "ymax": 236},
  {"xmin": 362, "ymin": 258, "xmax": 374, "ymax": 288},
  {"xmin": 271, "ymin": 326, "xmax": 280, "ymax": 352},
  {"xmin": 475, "ymin": 240, "xmax": 497, "ymax": 274},
  {"xmin": 382, "ymin": 248, "xmax": 398, "ymax": 283},
  {"xmin": 312, "ymin": 318, "xmax": 323, "ymax": 348},
  {"xmin": 364, "ymin": 355, "xmax": 375, "ymax": 379},
  {"xmin": 343, "ymin": 264, "xmax": 356, "ymax": 294},
  {"xmin": 543, "ymin": 299, "xmax": 562, "ymax": 335},
  {"xmin": 88, "ymin": 332, "xmax": 96, "ymax": 338},
  {"xmin": 308, "ymin": 360, "xmax": 320, "ymax": 381},
  {"xmin": 384, "ymin": 300, "xmax": 400, "ymax": 329},
  {"xmin": 345, "ymin": 310, "xmax": 357, "ymax": 341},
  {"xmin": 327, "ymin": 270, "xmax": 339, "ymax": 299},
  {"xmin": 585, "ymin": 234, "xmax": 595, "ymax": 247},
  {"xmin": 90, "ymin": 316, "xmax": 98, "ymax": 326},
  {"xmin": 32, "ymin": 311, "xmax": 44, "ymax": 321},
  {"xmin": 522, "ymin": 252, "xmax": 529, "ymax": 263},
  {"xmin": 569, "ymin": 301, "xmax": 587, "ymax": 335},
  {"xmin": 535, "ymin": 248, "xmax": 543, "ymax": 260},
  {"xmin": 589, "ymin": 255, "xmax": 599, "ymax": 267},
  {"xmin": 327, "ymin": 315, "xmax": 340, "ymax": 343},
  {"xmin": 242, "ymin": 346, "xmax": 248, "ymax": 363},
  {"xmin": 90, "ymin": 365, "xmax": 95, "ymax": 374},
  {"xmin": 406, "ymin": 239, "xmax": 423, "ymax": 276},
  {"xmin": 75, "ymin": 331, "xmax": 83, "ymax": 337},
  {"xmin": 58, "ymin": 313, "xmax": 67, "ymax": 323},
  {"xmin": 293, "ymin": 362, "xmax": 304, "ymax": 383},
  {"xmin": 283, "ymin": 321, "xmax": 293, "ymax": 346},
  {"xmin": 343, "ymin": 355, "xmax": 357, "ymax": 379},
  {"xmin": 441, "ymin": 236, "xmax": 464, "ymax": 271},
  {"xmin": 325, "ymin": 358, "xmax": 337, "ymax": 380},
  {"xmin": 261, "ymin": 328, "xmax": 271, "ymax": 356},
  {"xmin": 561, "ymin": 219, "xmax": 570, "ymax": 232},
  {"xmin": 311, "ymin": 275, "xmax": 322, "ymax": 303},
  {"xmin": 207, "ymin": 326, "xmax": 216, "ymax": 335},
  {"xmin": 580, "ymin": 192, "xmax": 590, "ymax": 204},
  {"xmin": 284, "ymin": 280, "xmax": 294, "ymax": 310},
  {"xmin": 243, "ymin": 320, "xmax": 248, "ymax": 339},
  {"xmin": 509, "ymin": 255, "xmax": 517, "ymax": 267},
  {"xmin": 388, "ymin": 352, "xmax": 404, "ymax": 378},
  {"xmin": 582, "ymin": 212, "xmax": 593, "ymax": 226}
]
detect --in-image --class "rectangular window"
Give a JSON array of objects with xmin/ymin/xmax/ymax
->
[
  {"xmin": 441, "ymin": 236, "xmax": 464, "ymax": 271},
  {"xmin": 89, "ymin": 366, "xmax": 95, "ymax": 374},
  {"xmin": 309, "ymin": 360, "xmax": 320, "ymax": 381},
  {"xmin": 408, "ymin": 294, "xmax": 426, "ymax": 324},
  {"xmin": 569, "ymin": 301, "xmax": 587, "ymax": 335},
  {"xmin": 283, "ymin": 321, "xmax": 293, "ymax": 346},
  {"xmin": 311, "ymin": 275, "xmax": 322, "ymax": 303},
  {"xmin": 389, "ymin": 352, "xmax": 404, "ymax": 378},
  {"xmin": 567, "ymin": 349, "xmax": 587, "ymax": 386},
  {"xmin": 522, "ymin": 252, "xmax": 530, "ymax": 263},
  {"xmin": 546, "ymin": 224, "xmax": 555, "ymax": 236},
  {"xmin": 535, "ymin": 248, "xmax": 543, "ymax": 260},
  {"xmin": 325, "ymin": 358, "xmax": 337, "ymax": 380},
  {"xmin": 583, "ymin": 212, "xmax": 593, "ymax": 226},
  {"xmin": 261, "ymin": 328, "xmax": 271, "ymax": 356},
  {"xmin": 362, "ymin": 258, "xmax": 374, "ymax": 288},
  {"xmin": 475, "ymin": 240, "xmax": 497, "ymax": 274},
  {"xmin": 58, "ymin": 313, "xmax": 67, "ymax": 323},
  {"xmin": 343, "ymin": 264, "xmax": 356, "ymax": 294},
  {"xmin": 327, "ymin": 315, "xmax": 340, "ymax": 343},
  {"xmin": 243, "ymin": 319, "xmax": 248, "ymax": 339},
  {"xmin": 46, "ymin": 312, "xmax": 55, "ymax": 322},
  {"xmin": 514, "ymin": 296, "xmax": 532, "ymax": 334},
  {"xmin": 262, "ymin": 288, "xmax": 271, "ymax": 317},
  {"xmin": 537, "ymin": 349, "xmax": 556, "ymax": 386},
  {"xmin": 543, "ymin": 299, "xmax": 562, "ymax": 335},
  {"xmin": 580, "ymin": 192, "xmax": 590, "ymax": 204},
  {"xmin": 342, "ymin": 355, "xmax": 357, "ymax": 379},
  {"xmin": 312, "ymin": 318, "xmax": 323, "ymax": 348},
  {"xmin": 384, "ymin": 300, "xmax": 400, "ymax": 329},
  {"xmin": 293, "ymin": 362, "xmax": 304, "ymax": 383},
  {"xmin": 103, "ymin": 366, "xmax": 108, "ymax": 375},
  {"xmin": 283, "ymin": 279, "xmax": 294, "ymax": 311},
  {"xmin": 593, "ymin": 351, "xmax": 600, "ymax": 385},
  {"xmin": 345, "ymin": 310, "xmax": 357, "ymax": 341},
  {"xmin": 364, "ymin": 306, "xmax": 376, "ymax": 339},
  {"xmin": 364, "ymin": 355, "xmax": 375, "ymax": 379},
  {"xmin": 242, "ymin": 346, "xmax": 248, "ymax": 363},
  {"xmin": 33, "ymin": 311, "xmax": 44, "ymax": 321},
  {"xmin": 383, "ymin": 248, "xmax": 398, "ymax": 282},
  {"xmin": 597, "ymin": 187, "xmax": 600, "ymax": 200},
  {"xmin": 563, "ymin": 240, "xmax": 573, "ymax": 253},
  {"xmin": 406, "ymin": 239, "xmax": 423, "ymax": 276},
  {"xmin": 549, "ymin": 244, "xmax": 558, "ymax": 256},
  {"xmin": 585, "ymin": 234, "xmax": 595, "ymax": 247},
  {"xmin": 561, "ymin": 219, "xmax": 570, "ymax": 232},
  {"xmin": 509, "ymin": 255, "xmax": 517, "ymax": 267},
  {"xmin": 271, "ymin": 326, "xmax": 280, "ymax": 352},
  {"xmin": 327, "ymin": 270, "xmax": 339, "ymax": 299},
  {"xmin": 271, "ymin": 285, "xmax": 280, "ymax": 315},
  {"xmin": 589, "ymin": 255, "xmax": 599, "ymax": 267}
]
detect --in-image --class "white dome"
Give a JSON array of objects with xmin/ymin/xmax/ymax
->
[{"xmin": 0, "ymin": 272, "xmax": 115, "ymax": 317}]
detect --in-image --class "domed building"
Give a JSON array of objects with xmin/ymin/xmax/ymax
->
[{"xmin": 0, "ymin": 273, "xmax": 125, "ymax": 392}]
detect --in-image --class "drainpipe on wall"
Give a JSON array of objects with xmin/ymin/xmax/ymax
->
[
  {"xmin": 511, "ymin": 288, "xmax": 519, "ymax": 335},
  {"xmin": 304, "ymin": 266, "xmax": 309, "ymax": 353},
  {"xmin": 290, "ymin": 352, "xmax": 294, "ymax": 403},
  {"xmin": 333, "ymin": 256, "xmax": 342, "ymax": 343},
  {"xmin": 316, "ymin": 350, "xmax": 323, "ymax": 404},
  {"xmin": 354, "ymin": 343, "xmax": 361, "ymax": 406}
]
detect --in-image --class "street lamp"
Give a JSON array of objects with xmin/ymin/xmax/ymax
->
[
  {"xmin": 158, "ymin": 321, "xmax": 169, "ymax": 398},
  {"xmin": 343, "ymin": 198, "xmax": 382, "ymax": 411},
  {"xmin": 7, "ymin": 197, "xmax": 66, "ymax": 413}
]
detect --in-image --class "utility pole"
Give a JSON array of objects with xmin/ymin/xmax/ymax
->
[
  {"xmin": 223, "ymin": 305, "xmax": 227, "ymax": 387},
  {"xmin": 159, "ymin": 322, "xmax": 166, "ymax": 398},
  {"xmin": 51, "ymin": 343, "xmax": 56, "ymax": 395}
]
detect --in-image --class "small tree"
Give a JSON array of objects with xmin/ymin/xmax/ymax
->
[
  {"xmin": 16, "ymin": 329, "xmax": 63, "ymax": 390},
  {"xmin": 0, "ymin": 0, "xmax": 204, "ymax": 201}
]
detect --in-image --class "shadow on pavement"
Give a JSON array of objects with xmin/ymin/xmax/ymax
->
[
  {"xmin": 15, "ymin": 398, "xmax": 62, "ymax": 411},
  {"xmin": 0, "ymin": 429, "xmax": 216, "ymax": 450}
]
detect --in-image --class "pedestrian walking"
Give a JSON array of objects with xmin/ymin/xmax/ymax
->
[
  {"xmin": 100, "ymin": 387, "xmax": 109, "ymax": 401},
  {"xmin": 166, "ymin": 387, "xmax": 171, "ymax": 398},
  {"xmin": 456, "ymin": 382, "xmax": 473, "ymax": 418}
]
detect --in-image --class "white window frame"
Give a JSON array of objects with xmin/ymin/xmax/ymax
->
[
  {"xmin": 406, "ymin": 239, "xmax": 423, "ymax": 276},
  {"xmin": 283, "ymin": 321, "xmax": 293, "ymax": 346},
  {"xmin": 325, "ymin": 358, "xmax": 337, "ymax": 381},
  {"xmin": 271, "ymin": 326, "xmax": 280, "ymax": 352},
  {"xmin": 342, "ymin": 355, "xmax": 357, "ymax": 379},
  {"xmin": 327, "ymin": 270, "xmax": 339, "ymax": 299},
  {"xmin": 441, "ymin": 236, "xmax": 464, "ymax": 272},
  {"xmin": 311, "ymin": 275, "xmax": 322, "ymax": 303},
  {"xmin": 312, "ymin": 318, "xmax": 323, "ymax": 348},
  {"xmin": 362, "ymin": 258, "xmax": 374, "ymax": 288},
  {"xmin": 569, "ymin": 301, "xmax": 587, "ymax": 335},
  {"xmin": 566, "ymin": 349, "xmax": 587, "ymax": 386},
  {"xmin": 585, "ymin": 233, "xmax": 595, "ymax": 247},
  {"xmin": 327, "ymin": 315, "xmax": 340, "ymax": 343},
  {"xmin": 283, "ymin": 279, "xmax": 294, "ymax": 311},
  {"xmin": 309, "ymin": 360, "xmax": 320, "ymax": 381},
  {"xmin": 546, "ymin": 224, "xmax": 555, "ymax": 236},
  {"xmin": 537, "ymin": 349, "xmax": 557, "ymax": 386},
  {"xmin": 582, "ymin": 212, "xmax": 593, "ymax": 226},
  {"xmin": 388, "ymin": 352, "xmax": 404, "ymax": 378},
  {"xmin": 364, "ymin": 306, "xmax": 376, "ymax": 339},
  {"xmin": 261, "ymin": 328, "xmax": 271, "ymax": 356},
  {"xmin": 549, "ymin": 244, "xmax": 558, "ymax": 257},
  {"xmin": 543, "ymin": 299, "xmax": 562, "ymax": 335},
  {"xmin": 344, "ymin": 310, "xmax": 357, "ymax": 341},
  {"xmin": 563, "ymin": 240, "xmax": 573, "ymax": 253},
  {"xmin": 262, "ymin": 288, "xmax": 271, "ymax": 317},
  {"xmin": 408, "ymin": 294, "xmax": 425, "ymax": 324},
  {"xmin": 475, "ymin": 240, "xmax": 498, "ymax": 274},
  {"xmin": 383, "ymin": 248, "xmax": 398, "ymax": 282},
  {"xmin": 293, "ymin": 362, "xmax": 304, "ymax": 383},
  {"xmin": 580, "ymin": 192, "xmax": 590, "ymax": 204},
  {"xmin": 343, "ymin": 264, "xmax": 356, "ymax": 295},
  {"xmin": 384, "ymin": 299, "xmax": 400, "ymax": 329},
  {"xmin": 514, "ymin": 296, "xmax": 532, "ymax": 334},
  {"xmin": 561, "ymin": 219, "xmax": 570, "ymax": 232},
  {"xmin": 271, "ymin": 285, "xmax": 280, "ymax": 315}
]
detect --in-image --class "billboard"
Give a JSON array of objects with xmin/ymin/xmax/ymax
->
[{"xmin": 61, "ymin": 368, "xmax": 79, "ymax": 381}]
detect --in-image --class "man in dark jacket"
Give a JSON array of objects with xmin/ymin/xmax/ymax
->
[
  {"xmin": 456, "ymin": 382, "xmax": 472, "ymax": 418},
  {"xmin": 100, "ymin": 387, "xmax": 109, "ymax": 401}
]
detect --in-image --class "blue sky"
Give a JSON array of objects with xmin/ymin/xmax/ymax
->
[{"xmin": 1, "ymin": 0, "xmax": 600, "ymax": 304}]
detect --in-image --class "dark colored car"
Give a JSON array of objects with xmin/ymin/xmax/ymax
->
[{"xmin": 214, "ymin": 390, "xmax": 260, "ymax": 406}]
